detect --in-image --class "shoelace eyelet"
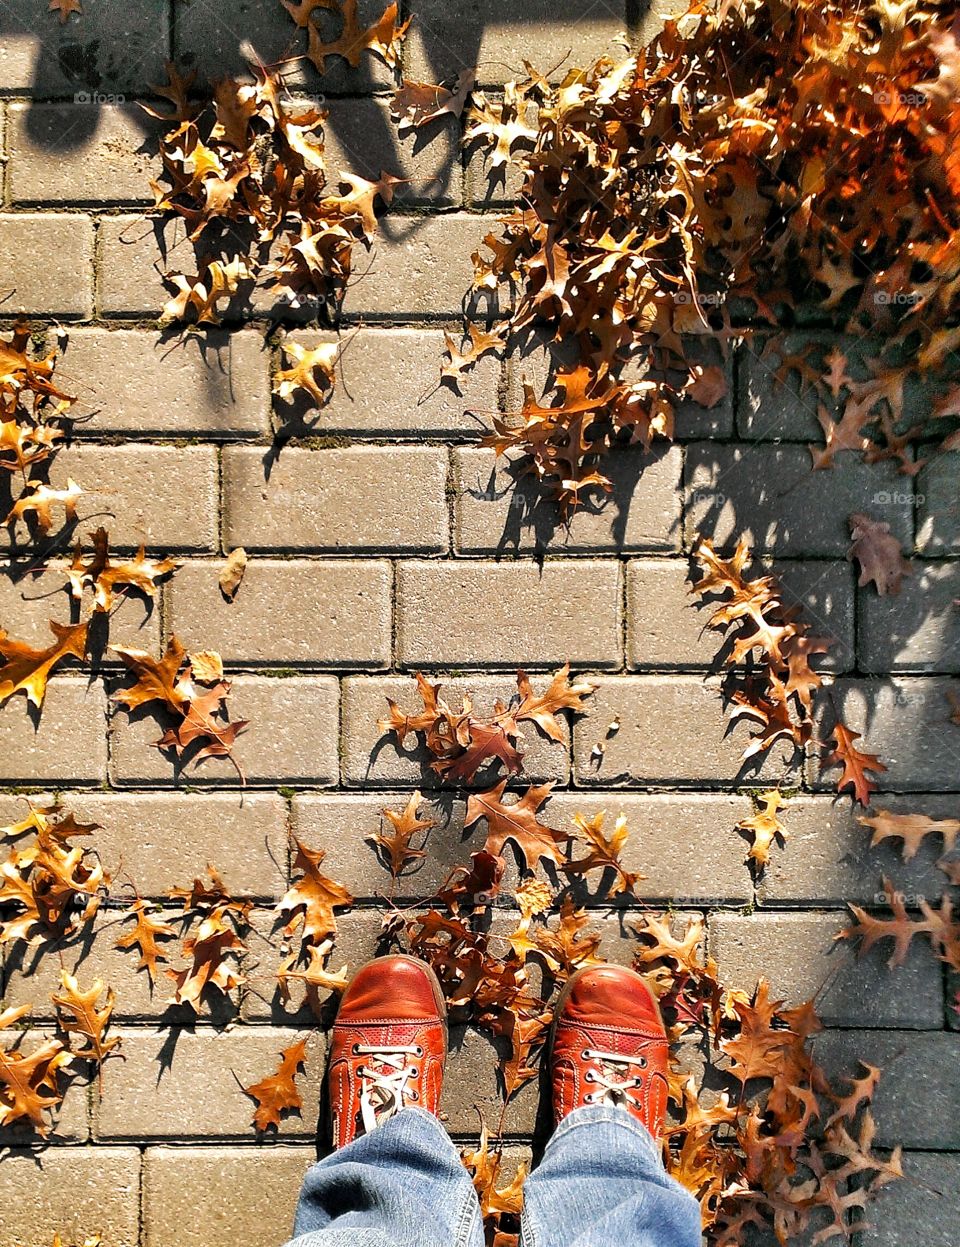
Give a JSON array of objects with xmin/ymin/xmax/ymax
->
[{"xmin": 414, "ymin": 1045, "xmax": 424, "ymax": 1057}]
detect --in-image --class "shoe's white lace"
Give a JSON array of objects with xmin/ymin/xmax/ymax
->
[
  {"xmin": 355, "ymin": 1043, "xmax": 422, "ymax": 1134},
  {"xmin": 581, "ymin": 1047, "xmax": 647, "ymax": 1106}
]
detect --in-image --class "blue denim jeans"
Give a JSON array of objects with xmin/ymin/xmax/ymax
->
[{"xmin": 285, "ymin": 1105, "xmax": 702, "ymax": 1247}]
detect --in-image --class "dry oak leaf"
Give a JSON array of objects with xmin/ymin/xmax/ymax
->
[
  {"xmin": 219, "ymin": 547, "xmax": 247, "ymax": 602},
  {"xmin": 51, "ymin": 971, "xmax": 121, "ymax": 1073},
  {"xmin": 166, "ymin": 911, "xmax": 247, "ymax": 1011},
  {"xmin": 441, "ymin": 324, "xmax": 505, "ymax": 382},
  {"xmin": 67, "ymin": 527, "xmax": 178, "ymax": 611},
  {"xmin": 160, "ymin": 257, "xmax": 253, "ymax": 327},
  {"xmin": 0, "ymin": 419, "xmax": 62, "ymax": 474},
  {"xmin": 393, "ymin": 69, "xmax": 476, "ymax": 132},
  {"xmin": 858, "ymin": 809, "xmax": 960, "ymax": 861},
  {"xmin": 847, "ymin": 513, "xmax": 912, "ymax": 596},
  {"xmin": 0, "ymin": 619, "xmax": 87, "ymax": 709},
  {"xmin": 305, "ymin": 0, "xmax": 411, "ymax": 71},
  {"xmin": 189, "ymin": 650, "xmax": 224, "ymax": 683},
  {"xmin": 0, "ymin": 1003, "xmax": 74, "ymax": 1135},
  {"xmin": 111, "ymin": 635, "xmax": 190, "ymax": 713},
  {"xmin": 245, "ymin": 1037, "xmax": 309, "ymax": 1132},
  {"xmin": 279, "ymin": 838, "xmax": 354, "ymax": 946},
  {"xmin": 838, "ymin": 878, "xmax": 922, "ymax": 969},
  {"xmin": 826, "ymin": 722, "xmax": 888, "ymax": 806},
  {"xmin": 721, "ymin": 979, "xmax": 794, "ymax": 1084},
  {"xmin": 465, "ymin": 781, "xmax": 567, "ymax": 873},
  {"xmin": 5, "ymin": 478, "xmax": 82, "ymax": 535},
  {"xmin": 737, "ymin": 789, "xmax": 789, "ymax": 869},
  {"xmin": 49, "ymin": 0, "xmax": 82, "ymax": 22},
  {"xmin": 515, "ymin": 664, "xmax": 597, "ymax": 742},
  {"xmin": 274, "ymin": 340, "xmax": 338, "ymax": 405},
  {"xmin": 278, "ymin": 940, "xmax": 350, "ymax": 1012},
  {"xmin": 115, "ymin": 898, "xmax": 177, "ymax": 984},
  {"xmin": 462, "ymin": 1120, "xmax": 527, "ymax": 1237},
  {"xmin": 564, "ymin": 811, "xmax": 643, "ymax": 896},
  {"xmin": 370, "ymin": 791, "xmax": 435, "ymax": 880},
  {"xmin": 437, "ymin": 720, "xmax": 525, "ymax": 783}
]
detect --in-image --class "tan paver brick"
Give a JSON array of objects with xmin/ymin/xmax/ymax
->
[
  {"xmin": 45, "ymin": 443, "xmax": 219, "ymax": 552},
  {"xmin": 710, "ymin": 910, "xmax": 943, "ymax": 1028},
  {"xmin": 396, "ymin": 560, "xmax": 622, "ymax": 668},
  {"xmin": 859, "ymin": 561, "xmax": 960, "ymax": 672},
  {"xmin": 0, "ymin": 214, "xmax": 93, "ymax": 316},
  {"xmin": 143, "ymin": 1144, "xmax": 315, "ymax": 1247},
  {"xmin": 284, "ymin": 328, "xmax": 499, "ymax": 437},
  {"xmin": 8, "ymin": 103, "xmax": 161, "ymax": 204},
  {"xmin": 341, "ymin": 674, "xmax": 570, "ymax": 787},
  {"xmin": 63, "ymin": 328, "xmax": 270, "ymax": 436},
  {"xmin": 0, "ymin": 678, "xmax": 107, "ymax": 783},
  {"xmin": 95, "ymin": 1027, "xmax": 324, "ymax": 1138},
  {"xmin": 454, "ymin": 447, "xmax": 683, "ymax": 554},
  {"xmin": 0, "ymin": 1146, "xmax": 139, "ymax": 1247},
  {"xmin": 223, "ymin": 446, "xmax": 449, "ymax": 553},
  {"xmin": 572, "ymin": 675, "xmax": 803, "ymax": 786},
  {"xmin": 109, "ymin": 674, "xmax": 340, "ymax": 786},
  {"xmin": 167, "ymin": 558, "xmax": 392, "ymax": 668},
  {"xmin": 98, "ymin": 213, "xmax": 179, "ymax": 316}
]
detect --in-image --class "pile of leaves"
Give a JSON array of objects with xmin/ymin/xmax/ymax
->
[{"xmin": 455, "ymin": 0, "xmax": 960, "ymax": 509}]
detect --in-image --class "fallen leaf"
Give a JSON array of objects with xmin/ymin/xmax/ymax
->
[
  {"xmin": 219, "ymin": 547, "xmax": 248, "ymax": 601},
  {"xmin": 847, "ymin": 513, "xmax": 912, "ymax": 595},
  {"xmin": 0, "ymin": 620, "xmax": 88, "ymax": 709},
  {"xmin": 244, "ymin": 1038, "xmax": 308, "ymax": 1132}
]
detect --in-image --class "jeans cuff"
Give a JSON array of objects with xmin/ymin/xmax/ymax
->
[{"xmin": 548, "ymin": 1103, "xmax": 664, "ymax": 1167}]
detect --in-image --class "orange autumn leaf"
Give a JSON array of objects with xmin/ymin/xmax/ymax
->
[
  {"xmin": 465, "ymin": 781, "xmax": 567, "ymax": 872},
  {"xmin": 245, "ymin": 1038, "xmax": 309, "ymax": 1132},
  {"xmin": 279, "ymin": 839, "xmax": 354, "ymax": 947},
  {"xmin": 0, "ymin": 619, "xmax": 88, "ymax": 709},
  {"xmin": 827, "ymin": 722, "xmax": 888, "ymax": 806}
]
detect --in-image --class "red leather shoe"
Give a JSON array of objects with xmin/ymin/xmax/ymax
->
[
  {"xmin": 327, "ymin": 955, "xmax": 447, "ymax": 1149},
  {"xmin": 551, "ymin": 965, "xmax": 669, "ymax": 1139}
]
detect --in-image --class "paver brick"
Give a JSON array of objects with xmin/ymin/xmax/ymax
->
[
  {"xmin": 0, "ymin": 0, "xmax": 169, "ymax": 95},
  {"xmin": 812, "ymin": 1030, "xmax": 960, "ymax": 1149},
  {"xmin": 684, "ymin": 443, "xmax": 913, "ymax": 556},
  {"xmin": 0, "ymin": 1146, "xmax": 139, "ymax": 1247},
  {"xmin": 222, "ymin": 446, "xmax": 449, "ymax": 553},
  {"xmin": 572, "ymin": 675, "xmax": 803, "ymax": 786},
  {"xmin": 45, "ymin": 443, "xmax": 219, "ymax": 552},
  {"xmin": 98, "ymin": 213, "xmax": 179, "ymax": 316},
  {"xmin": 405, "ymin": 0, "xmax": 628, "ymax": 86},
  {"xmin": 0, "ymin": 214, "xmax": 93, "ymax": 316},
  {"xmin": 63, "ymin": 328, "xmax": 270, "ymax": 437},
  {"xmin": 454, "ymin": 447, "xmax": 683, "ymax": 555},
  {"xmin": 283, "ymin": 328, "xmax": 500, "ymax": 437},
  {"xmin": 861, "ymin": 1152, "xmax": 960, "ymax": 1247},
  {"xmin": 62, "ymin": 790, "xmax": 290, "ymax": 899},
  {"xmin": 709, "ymin": 910, "xmax": 943, "ymax": 1028},
  {"xmin": 396, "ymin": 559, "xmax": 622, "ymax": 668},
  {"xmin": 736, "ymin": 333, "xmax": 838, "ymax": 440},
  {"xmin": 143, "ymin": 1145, "xmax": 315, "ymax": 1247},
  {"xmin": 341, "ymin": 674, "xmax": 570, "ymax": 787},
  {"xmin": 627, "ymin": 558, "xmax": 855, "ymax": 670},
  {"xmin": 757, "ymin": 793, "xmax": 954, "ymax": 906},
  {"xmin": 94, "ymin": 1027, "xmax": 324, "ymax": 1139},
  {"xmin": 324, "ymin": 98, "xmax": 461, "ymax": 205},
  {"xmin": 813, "ymin": 677, "xmax": 960, "ymax": 792},
  {"xmin": 0, "ymin": 562, "xmax": 160, "ymax": 657},
  {"xmin": 918, "ymin": 451, "xmax": 960, "ymax": 554},
  {"xmin": 859, "ymin": 561, "xmax": 960, "ymax": 673},
  {"xmin": 0, "ymin": 677, "xmax": 107, "ymax": 784},
  {"xmin": 166, "ymin": 558, "xmax": 392, "ymax": 668},
  {"xmin": 8, "ymin": 103, "xmax": 160, "ymax": 204},
  {"xmin": 343, "ymin": 214, "xmax": 493, "ymax": 317},
  {"xmin": 109, "ymin": 674, "xmax": 340, "ymax": 786}
]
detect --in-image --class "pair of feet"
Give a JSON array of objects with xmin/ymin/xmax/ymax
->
[{"xmin": 328, "ymin": 955, "xmax": 670, "ymax": 1149}]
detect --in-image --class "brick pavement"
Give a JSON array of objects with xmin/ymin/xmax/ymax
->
[{"xmin": 0, "ymin": 3, "xmax": 957, "ymax": 1246}]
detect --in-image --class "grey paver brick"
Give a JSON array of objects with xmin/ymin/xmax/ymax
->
[
  {"xmin": 395, "ymin": 560, "xmax": 622, "ymax": 668},
  {"xmin": 812, "ymin": 1030, "xmax": 960, "ymax": 1149},
  {"xmin": 0, "ymin": 214, "xmax": 93, "ymax": 316},
  {"xmin": 684, "ymin": 443, "xmax": 913, "ymax": 556},
  {"xmin": 709, "ymin": 910, "xmax": 943, "ymax": 1028},
  {"xmin": 0, "ymin": 677, "xmax": 107, "ymax": 784},
  {"xmin": 861, "ymin": 1152, "xmax": 960, "ymax": 1247},
  {"xmin": 143, "ymin": 1144, "xmax": 314, "ymax": 1247},
  {"xmin": 63, "ymin": 328, "xmax": 270, "ymax": 437},
  {"xmin": 757, "ymin": 793, "xmax": 954, "ymax": 906},
  {"xmin": 284, "ymin": 328, "xmax": 499, "ymax": 437},
  {"xmin": 95, "ymin": 1027, "xmax": 324, "ymax": 1139},
  {"xmin": 812, "ymin": 677, "xmax": 960, "ymax": 792},
  {"xmin": 859, "ymin": 561, "xmax": 960, "ymax": 672},
  {"xmin": 166, "ymin": 558, "xmax": 392, "ymax": 668},
  {"xmin": 222, "ymin": 446, "xmax": 449, "ymax": 554},
  {"xmin": 109, "ymin": 674, "xmax": 340, "ymax": 787},
  {"xmin": 405, "ymin": 0, "xmax": 628, "ymax": 86},
  {"xmin": 0, "ymin": 1146, "xmax": 139, "ymax": 1247},
  {"xmin": 341, "ymin": 674, "xmax": 570, "ymax": 787},
  {"xmin": 8, "ymin": 103, "xmax": 161, "ymax": 204},
  {"xmin": 918, "ymin": 451, "xmax": 960, "ymax": 554},
  {"xmin": 454, "ymin": 447, "xmax": 683, "ymax": 555},
  {"xmin": 44, "ymin": 443, "xmax": 219, "ymax": 552},
  {"xmin": 736, "ymin": 333, "xmax": 837, "ymax": 441},
  {"xmin": 572, "ymin": 675, "xmax": 803, "ymax": 786}
]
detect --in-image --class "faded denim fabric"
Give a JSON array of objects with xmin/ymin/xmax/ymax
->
[{"xmin": 284, "ymin": 1105, "xmax": 701, "ymax": 1247}]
